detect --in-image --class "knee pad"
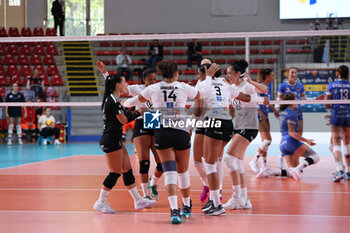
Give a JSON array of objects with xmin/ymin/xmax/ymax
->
[
  {"xmin": 122, "ymin": 169, "xmax": 135, "ymax": 186},
  {"xmin": 8, "ymin": 124, "xmax": 14, "ymax": 134},
  {"xmin": 103, "ymin": 172, "xmax": 121, "ymax": 189},
  {"xmin": 304, "ymin": 148, "xmax": 320, "ymax": 165},
  {"xmin": 236, "ymin": 159, "xmax": 245, "ymax": 173},
  {"xmin": 139, "ymin": 160, "xmax": 150, "ymax": 174},
  {"xmin": 333, "ymin": 145, "xmax": 342, "ymax": 153},
  {"xmin": 203, "ymin": 161, "xmax": 217, "ymax": 175},
  {"xmin": 161, "ymin": 160, "xmax": 177, "ymax": 172},
  {"xmin": 259, "ymin": 140, "xmax": 271, "ymax": 152},
  {"xmin": 344, "ymin": 144, "xmax": 350, "ymax": 155},
  {"xmin": 156, "ymin": 163, "xmax": 163, "ymax": 172},
  {"xmin": 16, "ymin": 125, "xmax": 22, "ymax": 135},
  {"xmin": 223, "ymin": 154, "xmax": 239, "ymax": 172},
  {"xmin": 164, "ymin": 171, "xmax": 177, "ymax": 185},
  {"xmin": 178, "ymin": 171, "xmax": 190, "ymax": 189}
]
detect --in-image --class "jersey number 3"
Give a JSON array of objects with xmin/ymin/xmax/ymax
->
[{"xmin": 163, "ymin": 90, "xmax": 177, "ymax": 102}]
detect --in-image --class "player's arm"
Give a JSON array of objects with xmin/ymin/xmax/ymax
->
[
  {"xmin": 244, "ymin": 74, "xmax": 268, "ymax": 93},
  {"xmin": 288, "ymin": 121, "xmax": 315, "ymax": 145},
  {"xmin": 194, "ymin": 99, "xmax": 203, "ymax": 117}
]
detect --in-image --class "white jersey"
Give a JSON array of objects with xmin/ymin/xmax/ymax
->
[
  {"xmin": 127, "ymin": 84, "xmax": 153, "ymax": 112},
  {"xmin": 141, "ymin": 81, "xmax": 198, "ymax": 131},
  {"xmin": 194, "ymin": 80, "xmax": 209, "ymax": 120},
  {"xmin": 232, "ymin": 80, "xmax": 259, "ymax": 130},
  {"xmin": 197, "ymin": 77, "xmax": 239, "ymax": 120}
]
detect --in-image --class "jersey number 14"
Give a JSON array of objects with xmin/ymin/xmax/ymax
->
[{"xmin": 163, "ymin": 90, "xmax": 177, "ymax": 102}]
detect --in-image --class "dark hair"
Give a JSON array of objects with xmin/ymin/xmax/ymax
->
[
  {"xmin": 337, "ymin": 65, "xmax": 349, "ymax": 80},
  {"xmin": 288, "ymin": 67, "xmax": 298, "ymax": 72},
  {"xmin": 101, "ymin": 74, "xmax": 123, "ymax": 110},
  {"xmin": 258, "ymin": 68, "xmax": 273, "ymax": 82},
  {"xmin": 140, "ymin": 68, "xmax": 156, "ymax": 84},
  {"xmin": 199, "ymin": 63, "xmax": 221, "ymax": 77},
  {"xmin": 231, "ymin": 60, "xmax": 249, "ymax": 76},
  {"xmin": 279, "ymin": 93, "xmax": 296, "ymax": 111},
  {"xmin": 157, "ymin": 61, "xmax": 178, "ymax": 79},
  {"xmin": 202, "ymin": 57, "xmax": 214, "ymax": 63}
]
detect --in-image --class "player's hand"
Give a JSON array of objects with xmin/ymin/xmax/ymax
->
[
  {"xmin": 306, "ymin": 139, "xmax": 316, "ymax": 146},
  {"xmin": 6, "ymin": 113, "xmax": 9, "ymax": 118},
  {"xmin": 121, "ymin": 99, "xmax": 127, "ymax": 106},
  {"xmin": 273, "ymin": 110, "xmax": 280, "ymax": 118},
  {"xmin": 243, "ymin": 73, "xmax": 252, "ymax": 83},
  {"xmin": 205, "ymin": 63, "xmax": 219, "ymax": 77},
  {"xmin": 316, "ymin": 94, "xmax": 325, "ymax": 100},
  {"xmin": 263, "ymin": 97, "xmax": 269, "ymax": 106},
  {"xmin": 96, "ymin": 60, "xmax": 107, "ymax": 74}
]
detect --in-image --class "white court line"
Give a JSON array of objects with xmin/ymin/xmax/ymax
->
[
  {"xmin": 0, "ymin": 210, "xmax": 349, "ymax": 219},
  {"xmin": 0, "ymin": 188, "xmax": 348, "ymax": 194}
]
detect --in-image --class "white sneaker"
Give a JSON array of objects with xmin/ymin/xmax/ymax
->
[
  {"xmin": 256, "ymin": 167, "xmax": 279, "ymax": 178},
  {"xmin": 277, "ymin": 155, "xmax": 284, "ymax": 169},
  {"xmin": 222, "ymin": 196, "xmax": 244, "ymax": 210},
  {"xmin": 54, "ymin": 139, "xmax": 61, "ymax": 145},
  {"xmin": 18, "ymin": 139, "xmax": 23, "ymax": 145},
  {"xmin": 241, "ymin": 198, "xmax": 252, "ymax": 209},
  {"xmin": 7, "ymin": 139, "xmax": 12, "ymax": 145},
  {"xmin": 290, "ymin": 168, "xmax": 302, "ymax": 181},
  {"xmin": 134, "ymin": 197, "xmax": 156, "ymax": 210},
  {"xmin": 249, "ymin": 158, "xmax": 259, "ymax": 173},
  {"xmin": 43, "ymin": 139, "xmax": 47, "ymax": 145},
  {"xmin": 93, "ymin": 200, "xmax": 116, "ymax": 213}
]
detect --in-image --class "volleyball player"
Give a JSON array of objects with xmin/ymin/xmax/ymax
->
[
  {"xmin": 123, "ymin": 61, "xmax": 215, "ymax": 223},
  {"xmin": 257, "ymin": 93, "xmax": 320, "ymax": 180},
  {"xmin": 97, "ymin": 61, "xmax": 163, "ymax": 199},
  {"xmin": 93, "ymin": 67, "xmax": 156, "ymax": 214},
  {"xmin": 222, "ymin": 60, "xmax": 269, "ymax": 210},
  {"xmin": 249, "ymin": 69, "xmax": 279, "ymax": 173},
  {"xmin": 326, "ymin": 65, "xmax": 350, "ymax": 181}
]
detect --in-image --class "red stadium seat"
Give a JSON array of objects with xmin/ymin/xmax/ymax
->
[
  {"xmin": 47, "ymin": 65, "xmax": 59, "ymax": 76},
  {"xmin": 124, "ymin": 42, "xmax": 135, "ymax": 47},
  {"xmin": 112, "ymin": 42, "xmax": 122, "ymax": 47},
  {"xmin": 120, "ymin": 33, "xmax": 131, "ymax": 35},
  {"xmin": 201, "ymin": 50, "xmax": 209, "ymax": 55},
  {"xmin": 0, "ymin": 66, "xmax": 4, "ymax": 75},
  {"xmin": 273, "ymin": 40, "xmax": 282, "ymax": 45},
  {"xmin": 214, "ymin": 59, "xmax": 226, "ymax": 64},
  {"xmin": 96, "ymin": 50, "xmax": 109, "ymax": 55},
  {"xmin": 201, "ymin": 41, "xmax": 209, "ymax": 46},
  {"xmin": 211, "ymin": 50, "xmax": 221, "ymax": 55},
  {"xmin": 250, "ymin": 69, "xmax": 259, "ymax": 74},
  {"xmin": 126, "ymin": 80, "xmax": 136, "ymax": 85},
  {"xmin": 223, "ymin": 41, "xmax": 234, "ymax": 46},
  {"xmin": 8, "ymin": 27, "xmax": 20, "ymax": 37},
  {"xmin": 99, "ymin": 42, "xmax": 110, "ymax": 47},
  {"xmin": 274, "ymin": 49, "xmax": 281, "ymax": 54},
  {"xmin": 253, "ymin": 59, "xmax": 265, "ymax": 64},
  {"xmin": 9, "ymin": 74, "xmax": 22, "ymax": 85},
  {"xmin": 236, "ymin": 49, "xmax": 245, "ymax": 54},
  {"xmin": 300, "ymin": 49, "xmax": 312, "ymax": 53},
  {"xmin": 136, "ymin": 42, "xmax": 148, "ymax": 47},
  {"xmin": 17, "ymin": 54, "xmax": 30, "ymax": 65},
  {"xmin": 175, "ymin": 60, "xmax": 187, "ymax": 64},
  {"xmin": 0, "ymin": 75, "xmax": 9, "ymax": 86},
  {"xmin": 20, "ymin": 43, "xmax": 32, "ymax": 55},
  {"xmin": 223, "ymin": 50, "xmax": 235, "ymax": 55},
  {"xmin": 0, "ymin": 27, "xmax": 8, "ymax": 37},
  {"xmin": 43, "ymin": 54, "xmax": 56, "ymax": 65},
  {"xmin": 50, "ymin": 74, "xmax": 63, "ymax": 86},
  {"xmin": 250, "ymin": 49, "xmax": 259, "ymax": 54},
  {"xmin": 211, "ymin": 41, "xmax": 222, "ymax": 46},
  {"xmin": 21, "ymin": 27, "xmax": 32, "ymax": 37},
  {"xmin": 46, "ymin": 44, "xmax": 59, "ymax": 55},
  {"xmin": 172, "ymin": 50, "xmax": 185, "ymax": 55},
  {"xmin": 20, "ymin": 65, "xmax": 33, "ymax": 76},
  {"xmin": 30, "ymin": 54, "xmax": 42, "ymax": 65},
  {"xmin": 100, "ymin": 60, "xmax": 110, "ymax": 65},
  {"xmin": 34, "ymin": 65, "xmax": 46, "ymax": 75},
  {"xmin": 4, "ymin": 54, "xmax": 16, "ymax": 65},
  {"xmin": 261, "ymin": 49, "xmax": 273, "ymax": 54},
  {"xmin": 6, "ymin": 65, "xmax": 19, "ymax": 76},
  {"xmin": 267, "ymin": 58, "xmax": 278, "ymax": 63},
  {"xmin": 0, "ymin": 44, "xmax": 5, "ymax": 55},
  {"xmin": 236, "ymin": 41, "xmax": 245, "ymax": 46},
  {"xmin": 0, "ymin": 87, "xmax": 6, "ymax": 97},
  {"xmin": 7, "ymin": 44, "xmax": 19, "ymax": 55},
  {"xmin": 299, "ymin": 39, "xmax": 309, "ymax": 44},
  {"xmin": 45, "ymin": 28, "xmax": 57, "ymax": 36},
  {"xmin": 183, "ymin": 70, "xmax": 196, "ymax": 75},
  {"xmin": 46, "ymin": 86, "xmax": 58, "ymax": 97},
  {"xmin": 286, "ymin": 40, "xmax": 297, "ymax": 45},
  {"xmin": 0, "ymin": 56, "xmax": 2, "ymax": 65},
  {"xmin": 174, "ymin": 42, "xmax": 185, "ymax": 46},
  {"xmin": 108, "ymin": 33, "xmax": 118, "ymax": 35},
  {"xmin": 250, "ymin": 40, "xmax": 259, "ymax": 45},
  {"xmin": 40, "ymin": 74, "xmax": 49, "ymax": 86},
  {"xmin": 261, "ymin": 40, "xmax": 272, "ymax": 45},
  {"xmin": 134, "ymin": 51, "xmax": 147, "ymax": 56},
  {"xmin": 162, "ymin": 50, "xmax": 171, "ymax": 55},
  {"xmin": 286, "ymin": 48, "xmax": 299, "ymax": 54},
  {"xmin": 227, "ymin": 59, "xmax": 237, "ymax": 64},
  {"xmin": 33, "ymin": 44, "xmax": 45, "ymax": 55},
  {"xmin": 161, "ymin": 41, "xmax": 172, "ymax": 46},
  {"xmin": 33, "ymin": 27, "xmax": 44, "ymax": 36}
]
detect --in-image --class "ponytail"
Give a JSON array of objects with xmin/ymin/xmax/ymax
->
[
  {"xmin": 101, "ymin": 74, "xmax": 123, "ymax": 110},
  {"xmin": 258, "ymin": 68, "xmax": 273, "ymax": 83},
  {"xmin": 279, "ymin": 93, "xmax": 296, "ymax": 111}
]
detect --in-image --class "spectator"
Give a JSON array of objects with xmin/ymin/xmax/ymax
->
[
  {"xmin": 26, "ymin": 69, "xmax": 46, "ymax": 101},
  {"xmin": 5, "ymin": 83, "xmax": 27, "ymax": 145},
  {"xmin": 51, "ymin": 0, "xmax": 65, "ymax": 36},
  {"xmin": 146, "ymin": 39, "xmax": 163, "ymax": 69},
  {"xmin": 21, "ymin": 99, "xmax": 36, "ymax": 143},
  {"xmin": 187, "ymin": 39, "xmax": 202, "ymax": 70},
  {"xmin": 38, "ymin": 107, "xmax": 61, "ymax": 145},
  {"xmin": 116, "ymin": 47, "xmax": 132, "ymax": 80}
]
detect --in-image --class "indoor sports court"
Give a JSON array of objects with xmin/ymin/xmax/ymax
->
[{"xmin": 1, "ymin": 0, "xmax": 350, "ymax": 232}]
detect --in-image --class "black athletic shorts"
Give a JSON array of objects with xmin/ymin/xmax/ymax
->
[
  {"xmin": 133, "ymin": 118, "xmax": 154, "ymax": 138},
  {"xmin": 154, "ymin": 128, "xmax": 191, "ymax": 150},
  {"xmin": 99, "ymin": 133, "xmax": 123, "ymax": 153},
  {"xmin": 233, "ymin": 129, "xmax": 258, "ymax": 142},
  {"xmin": 195, "ymin": 127, "xmax": 206, "ymax": 135},
  {"xmin": 205, "ymin": 119, "xmax": 234, "ymax": 142}
]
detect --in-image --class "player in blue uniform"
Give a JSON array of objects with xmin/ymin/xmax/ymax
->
[
  {"xmin": 326, "ymin": 65, "xmax": 350, "ymax": 182},
  {"xmin": 249, "ymin": 69, "xmax": 279, "ymax": 173}
]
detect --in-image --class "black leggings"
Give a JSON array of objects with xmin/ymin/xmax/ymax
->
[{"xmin": 41, "ymin": 127, "xmax": 60, "ymax": 139}]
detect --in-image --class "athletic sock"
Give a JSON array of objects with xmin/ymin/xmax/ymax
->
[
  {"xmin": 233, "ymin": 185, "xmax": 241, "ymax": 198},
  {"xmin": 241, "ymin": 188, "xmax": 248, "ymax": 201},
  {"xmin": 149, "ymin": 175, "xmax": 158, "ymax": 187},
  {"xmin": 260, "ymin": 157, "xmax": 267, "ymax": 168},
  {"xmin": 128, "ymin": 187, "xmax": 142, "ymax": 202},
  {"xmin": 336, "ymin": 161, "xmax": 344, "ymax": 172},
  {"xmin": 168, "ymin": 195, "xmax": 178, "ymax": 210},
  {"xmin": 210, "ymin": 190, "xmax": 221, "ymax": 207},
  {"xmin": 296, "ymin": 160, "xmax": 310, "ymax": 172},
  {"xmin": 98, "ymin": 189, "xmax": 110, "ymax": 202},
  {"xmin": 141, "ymin": 183, "xmax": 149, "ymax": 197},
  {"xmin": 217, "ymin": 158, "xmax": 224, "ymax": 191},
  {"xmin": 183, "ymin": 197, "xmax": 190, "ymax": 206}
]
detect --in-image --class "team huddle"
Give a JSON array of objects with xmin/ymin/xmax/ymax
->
[{"xmin": 92, "ymin": 59, "xmax": 350, "ymax": 224}]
